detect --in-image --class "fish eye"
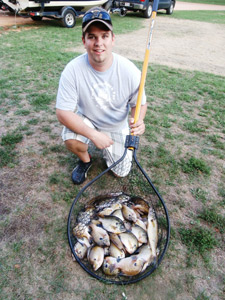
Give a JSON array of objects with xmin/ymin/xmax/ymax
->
[
  {"xmin": 99, "ymin": 237, "xmax": 103, "ymax": 240},
  {"xmin": 134, "ymin": 263, "xmax": 137, "ymax": 266}
]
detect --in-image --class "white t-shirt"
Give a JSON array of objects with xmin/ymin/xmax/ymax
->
[{"xmin": 56, "ymin": 52, "xmax": 146, "ymax": 132}]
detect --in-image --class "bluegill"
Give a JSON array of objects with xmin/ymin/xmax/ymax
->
[
  {"xmin": 72, "ymin": 223, "xmax": 92, "ymax": 244},
  {"xmin": 98, "ymin": 216, "xmax": 126, "ymax": 234},
  {"xmin": 136, "ymin": 244, "xmax": 153, "ymax": 271},
  {"xmin": 89, "ymin": 223, "xmax": 110, "ymax": 247},
  {"xmin": 109, "ymin": 242, "xmax": 125, "ymax": 259},
  {"xmin": 87, "ymin": 245, "xmax": 104, "ymax": 271},
  {"xmin": 122, "ymin": 204, "xmax": 137, "ymax": 222},
  {"xmin": 73, "ymin": 242, "xmax": 88, "ymax": 260},
  {"xmin": 116, "ymin": 255, "xmax": 145, "ymax": 276},
  {"xmin": 118, "ymin": 232, "xmax": 138, "ymax": 254},
  {"xmin": 102, "ymin": 256, "xmax": 120, "ymax": 276},
  {"xmin": 109, "ymin": 233, "xmax": 124, "ymax": 250},
  {"xmin": 131, "ymin": 224, "xmax": 148, "ymax": 244},
  {"xmin": 98, "ymin": 203, "xmax": 122, "ymax": 217}
]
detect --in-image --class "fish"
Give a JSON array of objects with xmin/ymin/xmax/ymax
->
[
  {"xmin": 136, "ymin": 244, "xmax": 153, "ymax": 272},
  {"xmin": 89, "ymin": 192, "xmax": 130, "ymax": 212},
  {"xmin": 111, "ymin": 209, "xmax": 125, "ymax": 221},
  {"xmin": 89, "ymin": 223, "xmax": 110, "ymax": 247},
  {"xmin": 147, "ymin": 208, "xmax": 158, "ymax": 260},
  {"xmin": 118, "ymin": 232, "xmax": 138, "ymax": 254},
  {"xmin": 102, "ymin": 256, "xmax": 120, "ymax": 276},
  {"xmin": 98, "ymin": 216, "xmax": 126, "ymax": 234},
  {"xmin": 76, "ymin": 236, "xmax": 91, "ymax": 248},
  {"xmin": 131, "ymin": 224, "xmax": 148, "ymax": 244},
  {"xmin": 135, "ymin": 218, "xmax": 147, "ymax": 231},
  {"xmin": 87, "ymin": 245, "xmax": 105, "ymax": 271},
  {"xmin": 73, "ymin": 242, "xmax": 88, "ymax": 260},
  {"xmin": 122, "ymin": 204, "xmax": 137, "ymax": 222},
  {"xmin": 109, "ymin": 243, "xmax": 126, "ymax": 259},
  {"xmin": 109, "ymin": 233, "xmax": 124, "ymax": 250},
  {"xmin": 115, "ymin": 256, "xmax": 145, "ymax": 276},
  {"xmin": 98, "ymin": 203, "xmax": 122, "ymax": 217},
  {"xmin": 72, "ymin": 223, "xmax": 92, "ymax": 244},
  {"xmin": 76, "ymin": 206, "xmax": 96, "ymax": 225},
  {"xmin": 130, "ymin": 197, "xmax": 150, "ymax": 215}
]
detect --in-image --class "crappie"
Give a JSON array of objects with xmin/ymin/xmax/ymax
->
[
  {"xmin": 98, "ymin": 216, "xmax": 126, "ymax": 234},
  {"xmin": 72, "ymin": 223, "xmax": 92, "ymax": 244},
  {"xmin": 131, "ymin": 224, "xmax": 148, "ymax": 244},
  {"xmin": 76, "ymin": 206, "xmax": 96, "ymax": 225},
  {"xmin": 87, "ymin": 245, "xmax": 104, "ymax": 271},
  {"xmin": 98, "ymin": 203, "xmax": 122, "ymax": 217},
  {"xmin": 116, "ymin": 256, "xmax": 145, "ymax": 276},
  {"xmin": 147, "ymin": 208, "xmax": 158, "ymax": 259},
  {"xmin": 89, "ymin": 223, "xmax": 110, "ymax": 247},
  {"xmin": 109, "ymin": 243, "xmax": 125, "ymax": 259},
  {"xmin": 102, "ymin": 256, "xmax": 120, "ymax": 276},
  {"xmin": 118, "ymin": 232, "xmax": 138, "ymax": 254},
  {"xmin": 122, "ymin": 204, "xmax": 137, "ymax": 222}
]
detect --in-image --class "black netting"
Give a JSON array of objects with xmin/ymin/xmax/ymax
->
[{"xmin": 67, "ymin": 136, "xmax": 170, "ymax": 284}]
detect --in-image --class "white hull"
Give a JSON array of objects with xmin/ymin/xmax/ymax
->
[{"xmin": 2, "ymin": 0, "xmax": 107, "ymax": 13}]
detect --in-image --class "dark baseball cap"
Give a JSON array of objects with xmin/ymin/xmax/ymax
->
[{"xmin": 82, "ymin": 7, "xmax": 113, "ymax": 33}]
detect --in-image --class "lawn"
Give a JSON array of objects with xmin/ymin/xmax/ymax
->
[{"xmin": 0, "ymin": 10, "xmax": 224, "ymax": 300}]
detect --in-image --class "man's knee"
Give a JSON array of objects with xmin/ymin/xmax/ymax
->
[{"xmin": 65, "ymin": 139, "xmax": 87, "ymax": 152}]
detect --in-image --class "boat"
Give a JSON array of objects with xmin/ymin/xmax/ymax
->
[{"xmin": 1, "ymin": 0, "xmax": 110, "ymax": 27}]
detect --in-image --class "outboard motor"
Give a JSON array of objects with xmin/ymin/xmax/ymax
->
[{"xmin": 119, "ymin": 7, "xmax": 127, "ymax": 17}]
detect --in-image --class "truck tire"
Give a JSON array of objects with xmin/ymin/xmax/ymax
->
[
  {"xmin": 61, "ymin": 9, "xmax": 76, "ymax": 28},
  {"xmin": 143, "ymin": 3, "xmax": 152, "ymax": 18},
  {"xmin": 166, "ymin": 2, "xmax": 174, "ymax": 15}
]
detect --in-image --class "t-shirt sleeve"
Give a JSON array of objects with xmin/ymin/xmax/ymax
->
[{"xmin": 56, "ymin": 65, "xmax": 78, "ymax": 111}]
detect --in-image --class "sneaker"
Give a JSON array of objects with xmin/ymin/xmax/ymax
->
[{"xmin": 72, "ymin": 159, "xmax": 92, "ymax": 184}]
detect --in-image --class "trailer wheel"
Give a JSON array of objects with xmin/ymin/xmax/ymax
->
[{"xmin": 62, "ymin": 9, "xmax": 76, "ymax": 28}]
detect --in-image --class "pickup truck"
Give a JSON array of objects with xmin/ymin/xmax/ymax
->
[{"xmin": 105, "ymin": 0, "xmax": 176, "ymax": 18}]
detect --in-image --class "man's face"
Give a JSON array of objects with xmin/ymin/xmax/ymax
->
[{"xmin": 82, "ymin": 25, "xmax": 115, "ymax": 71}]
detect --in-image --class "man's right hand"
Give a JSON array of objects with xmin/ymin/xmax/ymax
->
[{"xmin": 90, "ymin": 131, "xmax": 114, "ymax": 149}]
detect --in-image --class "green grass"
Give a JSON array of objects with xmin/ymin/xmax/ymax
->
[{"xmin": 178, "ymin": 0, "xmax": 224, "ymax": 5}]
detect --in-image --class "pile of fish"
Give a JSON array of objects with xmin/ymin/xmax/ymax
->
[{"xmin": 72, "ymin": 192, "xmax": 159, "ymax": 277}]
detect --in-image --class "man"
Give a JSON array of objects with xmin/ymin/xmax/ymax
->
[{"xmin": 56, "ymin": 7, "xmax": 147, "ymax": 184}]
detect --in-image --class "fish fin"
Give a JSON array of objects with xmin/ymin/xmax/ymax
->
[{"xmin": 152, "ymin": 256, "xmax": 158, "ymax": 268}]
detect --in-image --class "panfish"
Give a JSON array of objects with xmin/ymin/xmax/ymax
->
[
  {"xmin": 87, "ymin": 245, "xmax": 104, "ymax": 271},
  {"xmin": 76, "ymin": 206, "xmax": 96, "ymax": 225},
  {"xmin": 90, "ymin": 192, "xmax": 130, "ymax": 212},
  {"xmin": 111, "ymin": 209, "xmax": 125, "ymax": 221},
  {"xmin": 115, "ymin": 255, "xmax": 145, "ymax": 276},
  {"xmin": 76, "ymin": 236, "xmax": 91, "ymax": 248},
  {"xmin": 131, "ymin": 224, "xmax": 148, "ymax": 244},
  {"xmin": 135, "ymin": 218, "xmax": 147, "ymax": 231},
  {"xmin": 74, "ymin": 242, "xmax": 88, "ymax": 260},
  {"xmin": 109, "ymin": 233, "xmax": 124, "ymax": 250},
  {"xmin": 122, "ymin": 204, "xmax": 137, "ymax": 222},
  {"xmin": 130, "ymin": 197, "xmax": 150, "ymax": 215},
  {"xmin": 102, "ymin": 256, "xmax": 120, "ymax": 276},
  {"xmin": 89, "ymin": 223, "xmax": 110, "ymax": 247},
  {"xmin": 109, "ymin": 243, "xmax": 125, "ymax": 259},
  {"xmin": 98, "ymin": 216, "xmax": 126, "ymax": 234},
  {"xmin": 136, "ymin": 244, "xmax": 153, "ymax": 272},
  {"xmin": 118, "ymin": 232, "xmax": 138, "ymax": 254},
  {"xmin": 98, "ymin": 203, "xmax": 122, "ymax": 217},
  {"xmin": 147, "ymin": 208, "xmax": 158, "ymax": 259},
  {"xmin": 73, "ymin": 223, "xmax": 92, "ymax": 244}
]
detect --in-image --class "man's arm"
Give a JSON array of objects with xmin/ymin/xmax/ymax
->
[
  {"xmin": 130, "ymin": 103, "xmax": 147, "ymax": 135},
  {"xmin": 56, "ymin": 109, "xmax": 113, "ymax": 149}
]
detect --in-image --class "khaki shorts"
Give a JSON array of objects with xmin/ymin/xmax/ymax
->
[{"xmin": 61, "ymin": 116, "xmax": 133, "ymax": 177}]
